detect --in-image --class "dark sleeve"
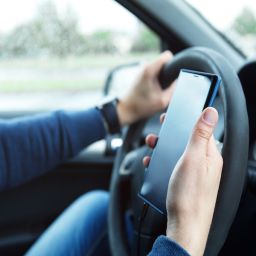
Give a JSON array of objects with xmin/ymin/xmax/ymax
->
[
  {"xmin": 0, "ymin": 108, "xmax": 106, "ymax": 191},
  {"xmin": 148, "ymin": 236, "xmax": 190, "ymax": 256}
]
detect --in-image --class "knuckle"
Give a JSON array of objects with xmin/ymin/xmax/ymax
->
[
  {"xmin": 194, "ymin": 127, "xmax": 211, "ymax": 140},
  {"xmin": 159, "ymin": 97, "xmax": 167, "ymax": 109},
  {"xmin": 143, "ymin": 66, "xmax": 152, "ymax": 79}
]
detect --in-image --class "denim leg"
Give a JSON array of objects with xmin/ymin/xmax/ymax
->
[{"xmin": 25, "ymin": 190, "xmax": 110, "ymax": 256}]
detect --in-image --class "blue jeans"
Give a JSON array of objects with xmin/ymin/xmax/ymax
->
[{"xmin": 26, "ymin": 190, "xmax": 111, "ymax": 256}]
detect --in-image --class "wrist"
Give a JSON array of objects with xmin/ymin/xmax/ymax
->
[
  {"xmin": 166, "ymin": 221, "xmax": 206, "ymax": 256},
  {"xmin": 97, "ymin": 98, "xmax": 121, "ymax": 134}
]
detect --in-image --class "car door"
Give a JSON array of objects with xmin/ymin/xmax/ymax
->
[{"xmin": 0, "ymin": 1, "xmax": 162, "ymax": 254}]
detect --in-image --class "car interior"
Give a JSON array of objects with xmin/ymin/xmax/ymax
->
[{"xmin": 0, "ymin": 0, "xmax": 255, "ymax": 255}]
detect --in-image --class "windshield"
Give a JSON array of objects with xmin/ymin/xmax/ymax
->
[{"xmin": 186, "ymin": 0, "xmax": 256, "ymax": 58}]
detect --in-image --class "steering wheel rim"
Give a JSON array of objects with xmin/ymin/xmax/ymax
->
[{"xmin": 109, "ymin": 47, "xmax": 249, "ymax": 256}]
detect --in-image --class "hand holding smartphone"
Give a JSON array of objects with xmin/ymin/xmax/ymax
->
[{"xmin": 139, "ymin": 69, "xmax": 221, "ymax": 215}]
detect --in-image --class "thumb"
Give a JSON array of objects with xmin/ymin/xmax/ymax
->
[{"xmin": 187, "ymin": 107, "xmax": 218, "ymax": 154}]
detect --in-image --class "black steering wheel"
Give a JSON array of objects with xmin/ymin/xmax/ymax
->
[{"xmin": 108, "ymin": 47, "xmax": 249, "ymax": 256}]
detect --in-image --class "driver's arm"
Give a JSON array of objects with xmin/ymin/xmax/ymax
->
[
  {"xmin": 0, "ymin": 108, "xmax": 106, "ymax": 190},
  {"xmin": 147, "ymin": 108, "xmax": 223, "ymax": 256},
  {"xmin": 0, "ymin": 51, "xmax": 173, "ymax": 191}
]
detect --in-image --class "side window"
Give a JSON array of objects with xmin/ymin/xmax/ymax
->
[{"xmin": 0, "ymin": 0, "xmax": 160, "ymax": 112}]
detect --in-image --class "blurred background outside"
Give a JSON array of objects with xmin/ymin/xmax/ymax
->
[
  {"xmin": 0, "ymin": 0, "xmax": 160, "ymax": 111},
  {"xmin": 0, "ymin": 0, "xmax": 255, "ymax": 111},
  {"xmin": 187, "ymin": 0, "xmax": 256, "ymax": 57}
]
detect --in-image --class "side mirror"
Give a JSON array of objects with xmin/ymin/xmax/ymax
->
[{"xmin": 103, "ymin": 62, "xmax": 143, "ymax": 97}]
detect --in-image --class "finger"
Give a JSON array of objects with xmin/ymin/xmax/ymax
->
[
  {"xmin": 143, "ymin": 156, "xmax": 151, "ymax": 167},
  {"xmin": 145, "ymin": 134, "xmax": 158, "ymax": 148},
  {"xmin": 161, "ymin": 81, "xmax": 176, "ymax": 107},
  {"xmin": 160, "ymin": 113, "xmax": 166, "ymax": 124},
  {"xmin": 147, "ymin": 51, "xmax": 173, "ymax": 77},
  {"xmin": 187, "ymin": 107, "xmax": 218, "ymax": 154}
]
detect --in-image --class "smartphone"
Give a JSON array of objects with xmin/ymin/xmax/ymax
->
[{"xmin": 138, "ymin": 69, "xmax": 221, "ymax": 215}]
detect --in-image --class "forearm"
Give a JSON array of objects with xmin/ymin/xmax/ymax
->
[{"xmin": 0, "ymin": 108, "xmax": 106, "ymax": 190}]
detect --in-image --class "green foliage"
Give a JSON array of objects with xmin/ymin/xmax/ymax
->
[
  {"xmin": 131, "ymin": 26, "xmax": 159, "ymax": 52},
  {"xmin": 232, "ymin": 8, "xmax": 256, "ymax": 35},
  {"xmin": 86, "ymin": 30, "xmax": 116, "ymax": 53}
]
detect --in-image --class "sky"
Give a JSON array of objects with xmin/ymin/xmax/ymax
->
[{"xmin": 0, "ymin": 0, "xmax": 256, "ymax": 35}]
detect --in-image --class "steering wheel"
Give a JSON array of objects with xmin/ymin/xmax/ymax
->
[{"xmin": 108, "ymin": 47, "xmax": 249, "ymax": 256}]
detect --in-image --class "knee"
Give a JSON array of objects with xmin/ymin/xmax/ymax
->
[
  {"xmin": 83, "ymin": 190, "xmax": 109, "ymax": 203},
  {"xmin": 71, "ymin": 190, "xmax": 109, "ymax": 216}
]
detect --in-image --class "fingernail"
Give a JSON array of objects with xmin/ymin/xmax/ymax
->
[{"xmin": 202, "ymin": 108, "xmax": 218, "ymax": 126}]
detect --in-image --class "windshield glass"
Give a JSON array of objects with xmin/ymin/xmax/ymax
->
[{"xmin": 186, "ymin": 0, "xmax": 256, "ymax": 58}]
